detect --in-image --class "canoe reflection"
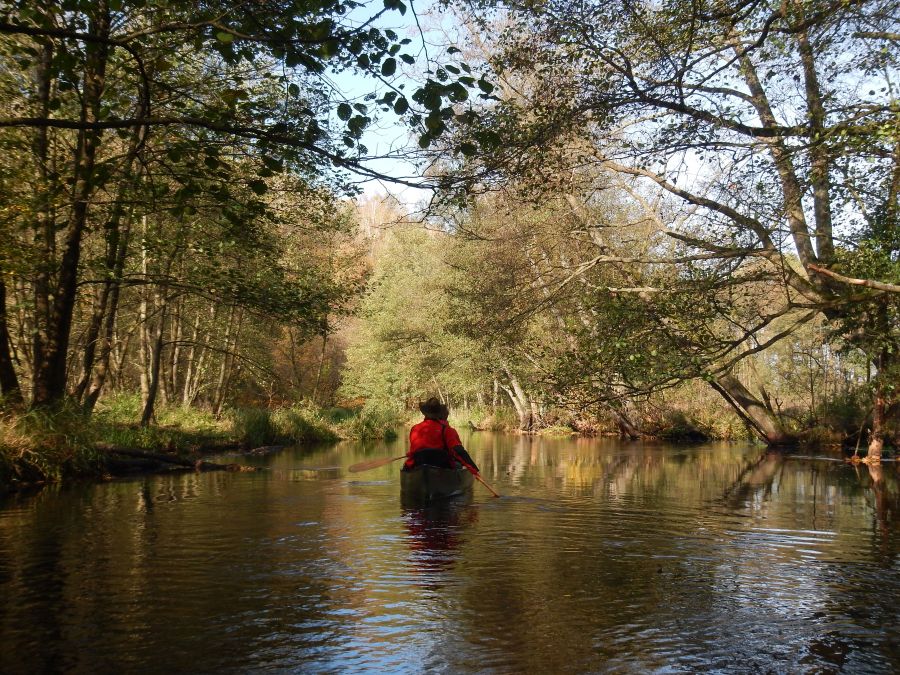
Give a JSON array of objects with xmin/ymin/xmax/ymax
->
[{"xmin": 401, "ymin": 496, "xmax": 478, "ymax": 578}]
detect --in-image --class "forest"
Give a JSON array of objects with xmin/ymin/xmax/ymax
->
[{"xmin": 0, "ymin": 0, "xmax": 897, "ymax": 487}]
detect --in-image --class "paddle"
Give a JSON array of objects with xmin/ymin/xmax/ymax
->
[
  {"xmin": 472, "ymin": 470, "xmax": 501, "ymax": 498},
  {"xmin": 455, "ymin": 457, "xmax": 501, "ymax": 498},
  {"xmin": 348, "ymin": 455, "xmax": 406, "ymax": 473}
]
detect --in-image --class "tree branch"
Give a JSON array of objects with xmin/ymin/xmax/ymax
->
[{"xmin": 807, "ymin": 264, "xmax": 900, "ymax": 294}]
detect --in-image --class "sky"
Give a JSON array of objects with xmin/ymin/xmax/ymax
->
[{"xmin": 325, "ymin": 0, "xmax": 464, "ymax": 207}]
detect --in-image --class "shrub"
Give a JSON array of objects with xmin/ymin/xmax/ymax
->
[
  {"xmin": 230, "ymin": 407, "xmax": 277, "ymax": 447},
  {"xmin": 0, "ymin": 404, "xmax": 103, "ymax": 486},
  {"xmin": 657, "ymin": 411, "xmax": 712, "ymax": 443},
  {"xmin": 799, "ymin": 425, "xmax": 842, "ymax": 449},
  {"xmin": 230, "ymin": 405, "xmax": 340, "ymax": 447},
  {"xmin": 272, "ymin": 405, "xmax": 339, "ymax": 444},
  {"xmin": 539, "ymin": 424, "xmax": 577, "ymax": 436},
  {"xmin": 94, "ymin": 392, "xmax": 143, "ymax": 424},
  {"xmin": 338, "ymin": 400, "xmax": 403, "ymax": 440}
]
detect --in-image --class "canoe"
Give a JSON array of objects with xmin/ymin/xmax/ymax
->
[{"xmin": 400, "ymin": 464, "xmax": 474, "ymax": 501}]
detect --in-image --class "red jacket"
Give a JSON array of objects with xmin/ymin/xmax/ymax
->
[{"xmin": 405, "ymin": 419, "xmax": 462, "ymax": 469}]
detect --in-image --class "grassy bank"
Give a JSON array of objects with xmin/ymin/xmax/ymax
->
[{"xmin": 0, "ymin": 395, "xmax": 403, "ymax": 492}]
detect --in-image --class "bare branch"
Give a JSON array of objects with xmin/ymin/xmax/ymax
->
[{"xmin": 808, "ymin": 264, "xmax": 900, "ymax": 294}]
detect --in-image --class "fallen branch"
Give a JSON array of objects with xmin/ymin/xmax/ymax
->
[
  {"xmin": 98, "ymin": 445, "xmax": 195, "ymax": 467},
  {"xmin": 98, "ymin": 445, "xmax": 259, "ymax": 472}
]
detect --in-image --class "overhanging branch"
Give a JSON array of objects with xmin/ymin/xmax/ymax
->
[{"xmin": 808, "ymin": 264, "xmax": 900, "ymax": 294}]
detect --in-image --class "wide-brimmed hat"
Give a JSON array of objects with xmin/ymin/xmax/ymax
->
[{"xmin": 419, "ymin": 396, "xmax": 449, "ymax": 419}]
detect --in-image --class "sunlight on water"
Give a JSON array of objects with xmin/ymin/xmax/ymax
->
[{"xmin": 1, "ymin": 434, "xmax": 898, "ymax": 673}]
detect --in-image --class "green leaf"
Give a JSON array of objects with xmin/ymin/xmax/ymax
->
[
  {"xmin": 394, "ymin": 97, "xmax": 409, "ymax": 114},
  {"xmin": 288, "ymin": 83, "xmax": 300, "ymax": 96},
  {"xmin": 337, "ymin": 103, "xmax": 353, "ymax": 121},
  {"xmin": 216, "ymin": 31, "xmax": 234, "ymax": 43},
  {"xmin": 319, "ymin": 40, "xmax": 339, "ymax": 58},
  {"xmin": 381, "ymin": 57, "xmax": 397, "ymax": 77},
  {"xmin": 424, "ymin": 114, "xmax": 444, "ymax": 133},
  {"xmin": 248, "ymin": 180, "xmax": 267, "ymax": 195}
]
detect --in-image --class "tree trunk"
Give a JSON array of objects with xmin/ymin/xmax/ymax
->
[
  {"xmin": 74, "ymin": 207, "xmax": 131, "ymax": 403},
  {"xmin": 866, "ymin": 340, "xmax": 893, "ymax": 464},
  {"xmin": 312, "ymin": 329, "xmax": 328, "ymax": 405},
  {"xmin": 711, "ymin": 372, "xmax": 793, "ymax": 445},
  {"xmin": 212, "ymin": 305, "xmax": 238, "ymax": 417},
  {"xmin": 501, "ymin": 369, "xmax": 533, "ymax": 431},
  {"xmin": 139, "ymin": 262, "xmax": 170, "ymax": 426},
  {"xmin": 609, "ymin": 404, "xmax": 640, "ymax": 440},
  {"xmin": 868, "ymin": 374, "xmax": 885, "ymax": 464},
  {"xmin": 138, "ymin": 220, "xmax": 151, "ymax": 407},
  {"xmin": 31, "ymin": 3, "xmax": 111, "ymax": 407},
  {"xmin": 166, "ymin": 297, "xmax": 184, "ymax": 406},
  {"xmin": 82, "ymin": 231, "xmax": 130, "ymax": 415},
  {"xmin": 30, "ymin": 39, "xmax": 55, "ymax": 406},
  {"xmin": 0, "ymin": 275, "xmax": 23, "ymax": 405},
  {"xmin": 139, "ymin": 300, "xmax": 167, "ymax": 426},
  {"xmin": 11, "ymin": 279, "xmax": 33, "ymax": 383},
  {"xmin": 73, "ymin": 120, "xmax": 143, "ymax": 404},
  {"xmin": 181, "ymin": 312, "xmax": 202, "ymax": 406}
]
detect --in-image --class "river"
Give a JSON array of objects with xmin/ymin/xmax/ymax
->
[{"xmin": 1, "ymin": 434, "xmax": 898, "ymax": 673}]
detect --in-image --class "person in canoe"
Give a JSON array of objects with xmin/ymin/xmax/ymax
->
[{"xmin": 404, "ymin": 397, "xmax": 479, "ymax": 473}]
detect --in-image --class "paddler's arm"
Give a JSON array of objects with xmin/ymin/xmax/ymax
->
[{"xmin": 451, "ymin": 444, "xmax": 479, "ymax": 473}]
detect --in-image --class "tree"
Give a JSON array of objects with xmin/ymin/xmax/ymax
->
[
  {"xmin": 341, "ymin": 224, "xmax": 490, "ymax": 410},
  {"xmin": 440, "ymin": 0, "xmax": 899, "ymax": 456},
  {"xmin": 0, "ymin": 0, "xmax": 479, "ymax": 408}
]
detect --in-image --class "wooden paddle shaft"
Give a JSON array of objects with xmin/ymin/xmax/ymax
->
[{"xmin": 347, "ymin": 455, "xmax": 406, "ymax": 473}]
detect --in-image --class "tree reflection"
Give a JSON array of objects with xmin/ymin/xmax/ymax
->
[
  {"xmin": 864, "ymin": 462, "xmax": 898, "ymax": 552},
  {"xmin": 721, "ymin": 450, "xmax": 784, "ymax": 510}
]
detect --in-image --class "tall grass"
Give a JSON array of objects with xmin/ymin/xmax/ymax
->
[
  {"xmin": 0, "ymin": 403, "xmax": 103, "ymax": 485},
  {"xmin": 337, "ymin": 400, "xmax": 403, "ymax": 441},
  {"xmin": 93, "ymin": 393, "xmax": 231, "ymax": 451},
  {"xmin": 229, "ymin": 404, "xmax": 339, "ymax": 446}
]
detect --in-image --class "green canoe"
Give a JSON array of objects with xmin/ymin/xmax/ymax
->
[{"xmin": 400, "ymin": 464, "xmax": 474, "ymax": 501}]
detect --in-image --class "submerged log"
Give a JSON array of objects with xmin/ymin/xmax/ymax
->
[
  {"xmin": 98, "ymin": 445, "xmax": 259, "ymax": 473},
  {"xmin": 98, "ymin": 445, "xmax": 194, "ymax": 467}
]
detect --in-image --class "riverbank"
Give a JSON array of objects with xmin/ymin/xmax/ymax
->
[
  {"xmin": 0, "ymin": 396, "xmax": 402, "ymax": 494},
  {"xmin": 3, "ymin": 395, "xmax": 892, "ymax": 494}
]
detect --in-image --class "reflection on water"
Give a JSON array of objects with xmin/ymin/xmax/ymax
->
[
  {"xmin": 403, "ymin": 497, "xmax": 477, "ymax": 584},
  {"xmin": 1, "ymin": 435, "xmax": 898, "ymax": 673}
]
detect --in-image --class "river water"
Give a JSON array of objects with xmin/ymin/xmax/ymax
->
[{"xmin": 1, "ymin": 434, "xmax": 898, "ymax": 673}]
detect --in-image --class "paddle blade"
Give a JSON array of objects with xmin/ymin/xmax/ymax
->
[{"xmin": 348, "ymin": 455, "xmax": 406, "ymax": 473}]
